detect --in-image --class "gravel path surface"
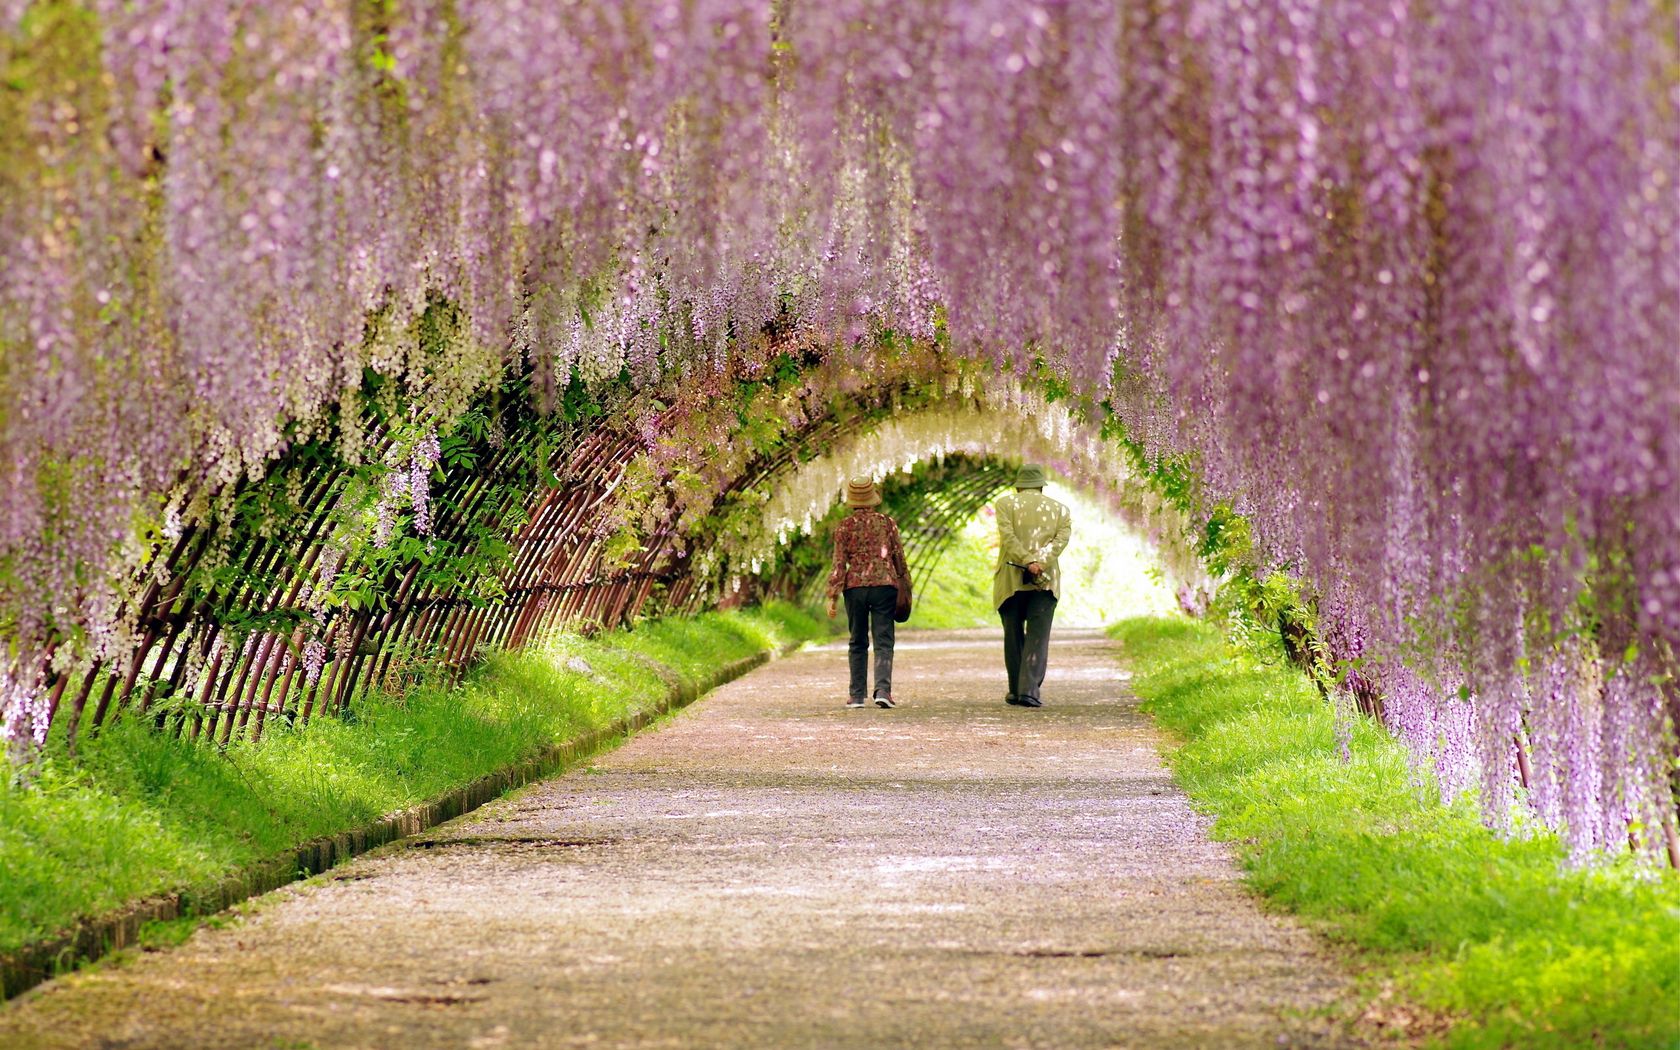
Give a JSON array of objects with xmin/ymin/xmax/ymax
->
[{"xmin": 0, "ymin": 628, "xmax": 1361, "ymax": 1049}]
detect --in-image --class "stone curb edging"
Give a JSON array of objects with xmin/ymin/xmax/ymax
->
[{"xmin": 0, "ymin": 644, "xmax": 792, "ymax": 1002}]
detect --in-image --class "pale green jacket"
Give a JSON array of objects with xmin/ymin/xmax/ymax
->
[{"xmin": 992, "ymin": 489, "xmax": 1072, "ymax": 609}]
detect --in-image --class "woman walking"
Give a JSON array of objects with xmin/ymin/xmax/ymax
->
[{"xmin": 826, "ymin": 476, "xmax": 910, "ymax": 709}]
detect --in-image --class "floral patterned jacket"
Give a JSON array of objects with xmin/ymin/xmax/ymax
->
[{"xmin": 827, "ymin": 509, "xmax": 909, "ymax": 598}]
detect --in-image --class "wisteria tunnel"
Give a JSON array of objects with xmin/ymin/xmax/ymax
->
[
  {"xmin": 39, "ymin": 357, "xmax": 1164, "ymax": 752},
  {"xmin": 0, "ymin": 0, "xmax": 1677, "ymax": 1043}
]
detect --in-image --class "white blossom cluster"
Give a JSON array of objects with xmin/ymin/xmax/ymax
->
[{"xmin": 731, "ymin": 394, "xmax": 1203, "ymax": 595}]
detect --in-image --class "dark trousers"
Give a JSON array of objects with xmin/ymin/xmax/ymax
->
[
  {"xmin": 1000, "ymin": 590, "xmax": 1057, "ymax": 702},
  {"xmin": 844, "ymin": 585, "xmax": 898, "ymax": 700}
]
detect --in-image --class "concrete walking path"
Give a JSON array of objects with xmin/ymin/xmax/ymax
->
[{"xmin": 0, "ymin": 628, "xmax": 1359, "ymax": 1048}]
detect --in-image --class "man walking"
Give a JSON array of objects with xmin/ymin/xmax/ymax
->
[{"xmin": 993, "ymin": 464, "xmax": 1071, "ymax": 708}]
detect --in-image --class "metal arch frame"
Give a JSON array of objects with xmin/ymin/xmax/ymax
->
[
  {"xmin": 36, "ymin": 365, "xmax": 935, "ymax": 747},
  {"xmin": 896, "ymin": 460, "xmax": 1017, "ymax": 588}
]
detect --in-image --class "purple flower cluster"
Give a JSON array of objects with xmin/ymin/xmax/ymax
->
[
  {"xmin": 1, "ymin": 662, "xmax": 48, "ymax": 769},
  {"xmin": 1175, "ymin": 583, "xmax": 1208, "ymax": 619},
  {"xmin": 300, "ymin": 638, "xmax": 328, "ymax": 686},
  {"xmin": 0, "ymin": 1, "xmax": 1674, "ymax": 856},
  {"xmin": 409, "ymin": 432, "xmax": 442, "ymax": 537}
]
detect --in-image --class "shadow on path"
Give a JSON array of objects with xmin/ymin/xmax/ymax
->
[{"xmin": 0, "ymin": 628, "xmax": 1358, "ymax": 1049}]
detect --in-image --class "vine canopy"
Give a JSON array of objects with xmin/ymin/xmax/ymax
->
[{"xmin": 1, "ymin": 1, "xmax": 1677, "ymax": 857}]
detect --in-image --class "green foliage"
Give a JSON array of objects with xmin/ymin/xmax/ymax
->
[
  {"xmin": 1095, "ymin": 405, "xmax": 1199, "ymax": 516},
  {"xmin": 904, "ymin": 516, "xmax": 996, "ymax": 629},
  {"xmin": 166, "ymin": 311, "xmax": 590, "ymax": 652},
  {"xmin": 0, "ymin": 604, "xmax": 825, "ymax": 957},
  {"xmin": 614, "ymin": 601, "xmax": 826, "ymax": 679},
  {"xmin": 1197, "ymin": 501, "xmax": 1252, "ymax": 575},
  {"xmin": 1110, "ymin": 616, "xmax": 1680, "ymax": 1050}
]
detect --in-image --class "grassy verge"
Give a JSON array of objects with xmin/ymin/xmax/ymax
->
[
  {"xmin": 1110, "ymin": 616, "xmax": 1680, "ymax": 1050},
  {"xmin": 0, "ymin": 603, "xmax": 827, "ymax": 957}
]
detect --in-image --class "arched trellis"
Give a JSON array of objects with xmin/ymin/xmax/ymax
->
[
  {"xmin": 26, "ymin": 336, "xmax": 1196, "ymax": 757},
  {"xmin": 40, "ymin": 362, "xmax": 959, "ymax": 749},
  {"xmin": 52, "ymin": 386, "xmax": 611, "ymax": 749}
]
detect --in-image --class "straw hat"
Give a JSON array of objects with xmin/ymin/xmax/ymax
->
[
  {"xmin": 1013, "ymin": 463, "xmax": 1047, "ymax": 489},
  {"xmin": 844, "ymin": 476, "xmax": 881, "ymax": 508}
]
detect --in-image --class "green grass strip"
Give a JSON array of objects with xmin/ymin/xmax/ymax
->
[
  {"xmin": 0, "ymin": 602, "xmax": 827, "ymax": 957},
  {"xmin": 1109, "ymin": 616, "xmax": 1680, "ymax": 1050}
]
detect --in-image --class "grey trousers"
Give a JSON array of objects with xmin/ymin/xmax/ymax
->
[
  {"xmin": 844, "ymin": 585, "xmax": 898, "ymax": 700},
  {"xmin": 1000, "ymin": 590, "xmax": 1057, "ymax": 702}
]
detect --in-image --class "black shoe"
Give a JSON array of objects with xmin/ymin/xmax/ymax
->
[
  {"xmin": 874, "ymin": 696, "xmax": 895, "ymax": 709},
  {"xmin": 1015, "ymin": 695, "xmax": 1043, "ymax": 708},
  {"xmin": 1005, "ymin": 694, "xmax": 1027, "ymax": 706}
]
